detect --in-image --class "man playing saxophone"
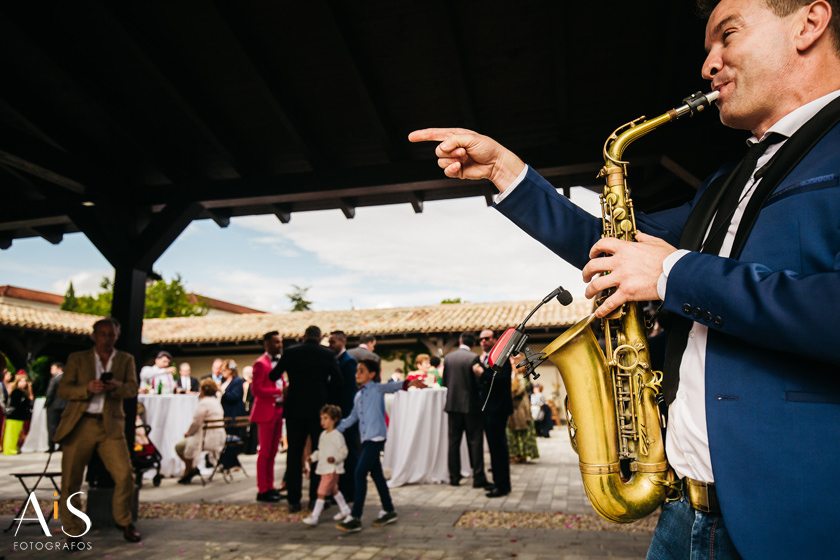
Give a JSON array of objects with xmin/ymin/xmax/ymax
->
[{"xmin": 410, "ymin": 1, "xmax": 840, "ymax": 559}]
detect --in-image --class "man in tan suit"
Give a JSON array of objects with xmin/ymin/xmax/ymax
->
[{"xmin": 55, "ymin": 317, "xmax": 141, "ymax": 543}]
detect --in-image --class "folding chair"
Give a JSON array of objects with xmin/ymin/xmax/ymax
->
[
  {"xmin": 195, "ymin": 417, "xmax": 226, "ymax": 486},
  {"xmin": 208, "ymin": 416, "xmax": 251, "ymax": 483}
]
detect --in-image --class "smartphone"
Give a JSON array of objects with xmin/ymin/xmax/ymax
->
[{"xmin": 100, "ymin": 372, "xmax": 114, "ymax": 382}]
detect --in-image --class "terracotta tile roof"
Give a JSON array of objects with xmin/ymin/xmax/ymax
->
[
  {"xmin": 0, "ymin": 303, "xmax": 98, "ymax": 335},
  {"xmin": 0, "ymin": 285, "xmax": 64, "ymax": 306},
  {"xmin": 141, "ymin": 299, "xmax": 593, "ymax": 345},
  {"xmin": 0, "ymin": 298, "xmax": 593, "ymax": 345},
  {"xmin": 188, "ymin": 294, "xmax": 268, "ymax": 314}
]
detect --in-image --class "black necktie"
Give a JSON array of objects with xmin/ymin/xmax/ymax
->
[
  {"xmin": 661, "ymin": 132, "xmax": 784, "ymax": 404},
  {"xmin": 700, "ymin": 133, "xmax": 785, "ymax": 256}
]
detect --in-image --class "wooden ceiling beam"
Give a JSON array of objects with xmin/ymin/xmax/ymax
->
[
  {"xmin": 324, "ymin": 0, "xmax": 402, "ymax": 163},
  {"xmin": 214, "ymin": 2, "xmax": 333, "ymax": 172},
  {"xmin": 104, "ymin": 3, "xmax": 247, "ymax": 179},
  {"xmin": 0, "ymin": 9, "xmax": 178, "ymax": 187}
]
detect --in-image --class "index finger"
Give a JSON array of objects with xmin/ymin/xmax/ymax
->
[{"xmin": 408, "ymin": 127, "xmax": 473, "ymax": 143}]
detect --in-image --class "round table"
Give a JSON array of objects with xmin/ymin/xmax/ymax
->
[
  {"xmin": 382, "ymin": 387, "xmax": 470, "ymax": 487},
  {"xmin": 138, "ymin": 394, "xmax": 199, "ymax": 478}
]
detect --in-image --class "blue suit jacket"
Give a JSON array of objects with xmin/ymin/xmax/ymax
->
[{"xmin": 495, "ymin": 122, "xmax": 840, "ymax": 558}]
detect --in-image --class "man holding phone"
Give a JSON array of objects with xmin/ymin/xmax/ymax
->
[{"xmin": 54, "ymin": 316, "xmax": 141, "ymax": 544}]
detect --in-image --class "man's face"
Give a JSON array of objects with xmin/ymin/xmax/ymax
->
[
  {"xmin": 180, "ymin": 363, "xmax": 191, "ymax": 377},
  {"xmin": 92, "ymin": 323, "xmax": 119, "ymax": 354},
  {"xmin": 155, "ymin": 356, "xmax": 171, "ymax": 368},
  {"xmin": 328, "ymin": 334, "xmax": 345, "ymax": 355},
  {"xmin": 479, "ymin": 330, "xmax": 496, "ymax": 352},
  {"xmin": 264, "ymin": 334, "xmax": 283, "ymax": 356},
  {"xmin": 212, "ymin": 359, "xmax": 223, "ymax": 375},
  {"xmin": 50, "ymin": 364, "xmax": 60, "ymax": 376},
  {"xmin": 702, "ymin": 0, "xmax": 802, "ymax": 135}
]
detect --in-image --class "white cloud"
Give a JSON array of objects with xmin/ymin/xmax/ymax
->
[
  {"xmin": 232, "ymin": 188, "xmax": 601, "ymax": 309},
  {"xmin": 50, "ymin": 270, "xmax": 113, "ymax": 296}
]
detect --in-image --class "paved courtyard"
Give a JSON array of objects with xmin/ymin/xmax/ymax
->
[{"xmin": 2, "ymin": 428, "xmax": 656, "ymax": 559}]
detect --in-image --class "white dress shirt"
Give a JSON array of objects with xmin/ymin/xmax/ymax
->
[
  {"xmin": 86, "ymin": 349, "xmax": 115, "ymax": 414},
  {"xmin": 660, "ymin": 89, "xmax": 840, "ymax": 482}
]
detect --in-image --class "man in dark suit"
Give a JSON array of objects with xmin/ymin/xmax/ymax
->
[
  {"xmin": 441, "ymin": 332, "xmax": 486, "ymax": 488},
  {"xmin": 44, "ymin": 361, "xmax": 66, "ymax": 451},
  {"xmin": 328, "ymin": 330, "xmax": 359, "ymax": 502},
  {"xmin": 270, "ymin": 325, "xmax": 342, "ymax": 512},
  {"xmin": 410, "ymin": 0, "xmax": 840, "ymax": 556},
  {"xmin": 474, "ymin": 329, "xmax": 512, "ymax": 497},
  {"xmin": 347, "ymin": 333, "xmax": 379, "ymax": 379},
  {"xmin": 175, "ymin": 362, "xmax": 199, "ymax": 393},
  {"xmin": 54, "ymin": 317, "xmax": 141, "ymax": 544}
]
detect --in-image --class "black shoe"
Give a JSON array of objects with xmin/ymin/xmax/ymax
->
[
  {"xmin": 268, "ymin": 488, "xmax": 284, "ymax": 499},
  {"xmin": 257, "ymin": 491, "xmax": 281, "ymax": 502},
  {"xmin": 288, "ymin": 503, "xmax": 302, "ymax": 513},
  {"xmin": 472, "ymin": 479, "xmax": 488, "ymax": 489},
  {"xmin": 178, "ymin": 468, "xmax": 199, "ymax": 485},
  {"xmin": 486, "ymin": 487, "xmax": 510, "ymax": 498},
  {"xmin": 449, "ymin": 479, "xmax": 460, "ymax": 486}
]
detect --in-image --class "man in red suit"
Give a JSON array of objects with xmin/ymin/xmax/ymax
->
[{"xmin": 249, "ymin": 330, "xmax": 286, "ymax": 502}]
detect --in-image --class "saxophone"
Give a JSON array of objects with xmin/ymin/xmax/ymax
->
[{"xmin": 499, "ymin": 91, "xmax": 719, "ymax": 523}]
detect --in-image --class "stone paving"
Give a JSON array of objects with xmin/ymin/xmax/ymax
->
[{"xmin": 1, "ymin": 429, "xmax": 654, "ymax": 559}]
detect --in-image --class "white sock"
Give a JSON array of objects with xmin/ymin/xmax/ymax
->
[
  {"xmin": 311, "ymin": 498, "xmax": 325, "ymax": 519},
  {"xmin": 334, "ymin": 491, "xmax": 350, "ymax": 515}
]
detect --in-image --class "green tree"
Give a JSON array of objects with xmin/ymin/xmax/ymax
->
[
  {"xmin": 287, "ymin": 284, "xmax": 313, "ymax": 312},
  {"xmin": 440, "ymin": 297, "xmax": 463, "ymax": 304},
  {"xmin": 61, "ymin": 277, "xmax": 113, "ymax": 316},
  {"xmin": 61, "ymin": 274, "xmax": 208, "ymax": 318},
  {"xmin": 145, "ymin": 274, "xmax": 209, "ymax": 318}
]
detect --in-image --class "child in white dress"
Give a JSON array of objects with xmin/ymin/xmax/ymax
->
[{"xmin": 302, "ymin": 404, "xmax": 350, "ymax": 525}]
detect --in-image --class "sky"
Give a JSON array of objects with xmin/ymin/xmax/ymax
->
[{"xmin": 0, "ymin": 188, "xmax": 602, "ymax": 313}]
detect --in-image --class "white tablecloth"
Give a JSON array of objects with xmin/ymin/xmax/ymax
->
[
  {"xmin": 20, "ymin": 397, "xmax": 48, "ymax": 453},
  {"xmin": 138, "ymin": 394, "xmax": 199, "ymax": 478},
  {"xmin": 383, "ymin": 387, "xmax": 470, "ymax": 487}
]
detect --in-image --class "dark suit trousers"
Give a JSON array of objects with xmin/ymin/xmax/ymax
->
[
  {"xmin": 285, "ymin": 415, "xmax": 322, "ymax": 506},
  {"xmin": 339, "ymin": 424, "xmax": 360, "ymax": 502},
  {"xmin": 484, "ymin": 414, "xmax": 510, "ymax": 492},
  {"xmin": 447, "ymin": 410, "xmax": 485, "ymax": 482}
]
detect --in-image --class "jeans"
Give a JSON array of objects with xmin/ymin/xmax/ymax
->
[
  {"xmin": 647, "ymin": 496, "xmax": 742, "ymax": 560},
  {"xmin": 351, "ymin": 440, "xmax": 393, "ymax": 520}
]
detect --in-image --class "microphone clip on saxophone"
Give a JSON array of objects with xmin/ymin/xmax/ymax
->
[{"xmin": 488, "ymin": 285, "xmax": 574, "ymax": 380}]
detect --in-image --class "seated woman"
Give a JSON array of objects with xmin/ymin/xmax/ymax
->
[{"xmin": 175, "ymin": 378, "xmax": 225, "ymax": 484}]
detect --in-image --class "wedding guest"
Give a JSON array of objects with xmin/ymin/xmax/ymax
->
[
  {"xmin": 176, "ymin": 362, "xmax": 199, "ymax": 393},
  {"xmin": 175, "ymin": 378, "xmax": 225, "ymax": 484},
  {"xmin": 139, "ymin": 351, "xmax": 177, "ymax": 394},
  {"xmin": 428, "ymin": 356, "xmax": 443, "ymax": 387},
  {"xmin": 508, "ymin": 359, "xmax": 539, "ymax": 463},
  {"xmin": 3, "ymin": 375, "xmax": 32, "ymax": 454},
  {"xmin": 303, "ymin": 404, "xmax": 351, "ymax": 526},
  {"xmin": 45, "ymin": 362, "xmax": 67, "ymax": 451},
  {"xmin": 335, "ymin": 359, "xmax": 425, "ymax": 532},
  {"xmin": 242, "ymin": 365, "xmax": 258, "ymax": 455},
  {"xmin": 219, "ymin": 359, "xmax": 246, "ymax": 469},
  {"xmin": 250, "ymin": 331, "xmax": 286, "ymax": 502}
]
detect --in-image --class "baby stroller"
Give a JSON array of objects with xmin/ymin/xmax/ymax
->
[{"xmin": 132, "ymin": 403, "xmax": 163, "ymax": 487}]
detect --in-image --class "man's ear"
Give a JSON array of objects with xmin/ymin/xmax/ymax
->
[{"xmin": 795, "ymin": 0, "xmax": 832, "ymax": 52}]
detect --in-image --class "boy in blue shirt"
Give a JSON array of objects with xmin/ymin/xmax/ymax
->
[{"xmin": 335, "ymin": 359, "xmax": 425, "ymax": 532}]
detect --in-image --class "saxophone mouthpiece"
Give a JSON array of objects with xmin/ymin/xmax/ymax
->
[{"xmin": 677, "ymin": 90, "xmax": 719, "ymax": 118}]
